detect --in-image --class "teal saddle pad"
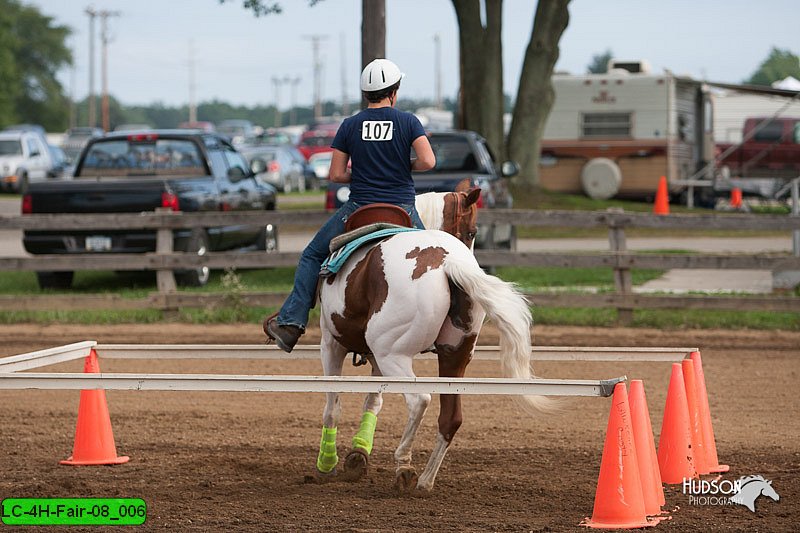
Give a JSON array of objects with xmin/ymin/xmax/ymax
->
[{"xmin": 320, "ymin": 227, "xmax": 421, "ymax": 277}]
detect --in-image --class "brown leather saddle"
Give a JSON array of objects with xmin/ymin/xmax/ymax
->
[
  {"xmin": 345, "ymin": 203, "xmax": 412, "ymax": 232},
  {"xmin": 328, "ymin": 203, "xmax": 413, "ymax": 253}
]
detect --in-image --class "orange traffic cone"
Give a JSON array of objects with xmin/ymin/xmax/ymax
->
[
  {"xmin": 581, "ymin": 382, "xmax": 656, "ymax": 529},
  {"xmin": 60, "ymin": 349, "xmax": 129, "ymax": 466},
  {"xmin": 682, "ymin": 359, "xmax": 709, "ymax": 475},
  {"xmin": 690, "ymin": 351, "xmax": 729, "ymax": 473},
  {"xmin": 657, "ymin": 363, "xmax": 698, "ymax": 484},
  {"xmin": 730, "ymin": 187, "xmax": 743, "ymax": 209},
  {"xmin": 653, "ymin": 175, "xmax": 670, "ymax": 215},
  {"xmin": 629, "ymin": 380, "xmax": 666, "ymax": 516}
]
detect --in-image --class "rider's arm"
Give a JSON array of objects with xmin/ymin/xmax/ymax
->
[
  {"xmin": 411, "ymin": 135, "xmax": 436, "ymax": 172},
  {"xmin": 329, "ymin": 149, "xmax": 351, "ymax": 183}
]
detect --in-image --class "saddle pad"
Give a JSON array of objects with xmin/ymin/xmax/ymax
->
[
  {"xmin": 330, "ymin": 222, "xmax": 409, "ymax": 253},
  {"xmin": 321, "ymin": 227, "xmax": 421, "ymax": 277}
]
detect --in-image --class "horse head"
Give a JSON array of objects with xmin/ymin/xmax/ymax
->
[
  {"xmin": 416, "ymin": 180, "xmax": 482, "ymax": 249},
  {"xmin": 730, "ymin": 475, "xmax": 780, "ymax": 512}
]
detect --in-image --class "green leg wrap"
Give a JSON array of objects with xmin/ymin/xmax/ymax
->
[
  {"xmin": 351, "ymin": 412, "xmax": 378, "ymax": 455},
  {"xmin": 316, "ymin": 426, "xmax": 338, "ymax": 473}
]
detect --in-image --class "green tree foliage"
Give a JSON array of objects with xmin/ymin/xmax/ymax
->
[
  {"xmin": 218, "ymin": 0, "xmax": 322, "ymax": 17},
  {"xmin": 0, "ymin": 0, "xmax": 72, "ymax": 130},
  {"xmin": 587, "ymin": 49, "xmax": 613, "ymax": 74},
  {"xmin": 745, "ymin": 47, "xmax": 800, "ymax": 86}
]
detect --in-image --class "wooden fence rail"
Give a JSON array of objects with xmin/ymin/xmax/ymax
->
[{"xmin": 1, "ymin": 209, "xmax": 798, "ymax": 320}]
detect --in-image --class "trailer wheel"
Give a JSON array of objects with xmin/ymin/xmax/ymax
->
[{"xmin": 581, "ymin": 158, "xmax": 621, "ymax": 200}]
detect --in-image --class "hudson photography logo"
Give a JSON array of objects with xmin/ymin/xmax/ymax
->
[{"xmin": 683, "ymin": 475, "xmax": 780, "ymax": 512}]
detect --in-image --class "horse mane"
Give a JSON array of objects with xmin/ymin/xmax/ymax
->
[
  {"xmin": 738, "ymin": 475, "xmax": 768, "ymax": 486},
  {"xmin": 415, "ymin": 192, "xmax": 447, "ymax": 230}
]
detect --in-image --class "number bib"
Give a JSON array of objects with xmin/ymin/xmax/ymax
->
[{"xmin": 361, "ymin": 121, "xmax": 393, "ymax": 141}]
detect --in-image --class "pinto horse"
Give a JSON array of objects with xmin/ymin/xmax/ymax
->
[{"xmin": 314, "ymin": 188, "xmax": 548, "ymax": 491}]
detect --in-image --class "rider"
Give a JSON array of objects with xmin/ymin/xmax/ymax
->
[{"xmin": 264, "ymin": 58, "xmax": 436, "ymax": 353}]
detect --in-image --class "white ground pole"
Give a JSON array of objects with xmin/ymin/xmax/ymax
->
[{"xmin": 0, "ymin": 342, "xmax": 696, "ymax": 397}]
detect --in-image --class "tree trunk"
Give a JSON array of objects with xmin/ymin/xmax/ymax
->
[
  {"xmin": 361, "ymin": 0, "xmax": 386, "ymax": 109},
  {"xmin": 452, "ymin": 0, "xmax": 504, "ymax": 159},
  {"xmin": 507, "ymin": 0, "xmax": 570, "ymax": 188}
]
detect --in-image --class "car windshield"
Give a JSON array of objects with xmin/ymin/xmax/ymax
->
[
  {"xmin": 0, "ymin": 140, "xmax": 22, "ymax": 156},
  {"xmin": 418, "ymin": 136, "xmax": 481, "ymax": 172},
  {"xmin": 80, "ymin": 138, "xmax": 205, "ymax": 176}
]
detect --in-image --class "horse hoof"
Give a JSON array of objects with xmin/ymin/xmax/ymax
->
[
  {"xmin": 303, "ymin": 468, "xmax": 337, "ymax": 484},
  {"xmin": 394, "ymin": 467, "xmax": 418, "ymax": 493},
  {"xmin": 341, "ymin": 449, "xmax": 369, "ymax": 482}
]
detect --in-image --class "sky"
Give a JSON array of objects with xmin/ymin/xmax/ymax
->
[{"xmin": 29, "ymin": 0, "xmax": 800, "ymax": 110}]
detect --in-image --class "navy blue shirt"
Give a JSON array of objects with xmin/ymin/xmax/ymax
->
[{"xmin": 331, "ymin": 107, "xmax": 426, "ymax": 205}]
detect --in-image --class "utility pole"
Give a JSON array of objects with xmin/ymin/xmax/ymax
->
[
  {"xmin": 188, "ymin": 39, "xmax": 197, "ymax": 123},
  {"xmin": 98, "ymin": 9, "xmax": 120, "ymax": 132},
  {"xmin": 272, "ymin": 76, "xmax": 284, "ymax": 127},
  {"xmin": 340, "ymin": 33, "xmax": 349, "ymax": 116},
  {"xmin": 85, "ymin": 6, "xmax": 97, "ymax": 128},
  {"xmin": 288, "ymin": 76, "xmax": 301, "ymax": 126},
  {"xmin": 303, "ymin": 35, "xmax": 328, "ymax": 122},
  {"xmin": 434, "ymin": 33, "xmax": 442, "ymax": 110},
  {"xmin": 361, "ymin": 0, "xmax": 385, "ymax": 109}
]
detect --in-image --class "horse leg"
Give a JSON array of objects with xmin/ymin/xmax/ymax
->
[
  {"xmin": 374, "ymin": 355, "xmax": 431, "ymax": 492},
  {"xmin": 417, "ymin": 288, "xmax": 483, "ymax": 491},
  {"xmin": 312, "ymin": 332, "xmax": 348, "ymax": 481},
  {"xmin": 342, "ymin": 360, "xmax": 383, "ymax": 481}
]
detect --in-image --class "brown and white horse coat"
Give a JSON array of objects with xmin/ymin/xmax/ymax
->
[{"xmin": 317, "ymin": 190, "xmax": 546, "ymax": 491}]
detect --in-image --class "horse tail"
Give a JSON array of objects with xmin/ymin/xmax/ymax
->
[{"xmin": 442, "ymin": 255, "xmax": 558, "ymax": 415}]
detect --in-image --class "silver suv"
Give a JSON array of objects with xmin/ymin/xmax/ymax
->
[{"xmin": 0, "ymin": 130, "xmax": 56, "ymax": 192}]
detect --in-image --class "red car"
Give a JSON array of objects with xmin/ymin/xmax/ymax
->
[{"xmin": 296, "ymin": 124, "xmax": 339, "ymax": 161}]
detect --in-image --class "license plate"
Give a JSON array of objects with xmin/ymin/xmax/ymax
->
[{"xmin": 85, "ymin": 235, "xmax": 112, "ymax": 251}]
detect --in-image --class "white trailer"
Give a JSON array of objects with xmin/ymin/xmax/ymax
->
[{"xmin": 538, "ymin": 61, "xmax": 714, "ymax": 199}]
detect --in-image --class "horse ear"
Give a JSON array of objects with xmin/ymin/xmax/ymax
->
[
  {"xmin": 454, "ymin": 178, "xmax": 472, "ymax": 192},
  {"xmin": 465, "ymin": 187, "xmax": 482, "ymax": 207}
]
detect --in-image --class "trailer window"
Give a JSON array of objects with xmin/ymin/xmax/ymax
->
[{"xmin": 581, "ymin": 112, "xmax": 631, "ymax": 138}]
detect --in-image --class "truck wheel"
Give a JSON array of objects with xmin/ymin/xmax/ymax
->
[
  {"xmin": 175, "ymin": 229, "xmax": 210, "ymax": 287},
  {"xmin": 257, "ymin": 223, "xmax": 279, "ymax": 252},
  {"xmin": 36, "ymin": 271, "xmax": 74, "ymax": 290},
  {"xmin": 581, "ymin": 158, "xmax": 621, "ymax": 200}
]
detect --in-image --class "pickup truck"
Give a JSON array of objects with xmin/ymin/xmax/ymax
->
[
  {"xmin": 717, "ymin": 117, "xmax": 800, "ymax": 181},
  {"xmin": 325, "ymin": 129, "xmax": 519, "ymax": 249},
  {"xmin": 22, "ymin": 130, "xmax": 278, "ymax": 289}
]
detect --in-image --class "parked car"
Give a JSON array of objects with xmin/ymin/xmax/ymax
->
[
  {"xmin": 0, "ymin": 130, "xmax": 56, "ymax": 192},
  {"xmin": 177, "ymin": 121, "xmax": 216, "ymax": 133},
  {"xmin": 62, "ymin": 126, "xmax": 104, "ymax": 162},
  {"xmin": 23, "ymin": 130, "xmax": 278, "ymax": 289},
  {"xmin": 218, "ymin": 119, "xmax": 256, "ymax": 146},
  {"xmin": 3, "ymin": 123, "xmax": 47, "ymax": 136},
  {"xmin": 47, "ymin": 145, "xmax": 72, "ymax": 179},
  {"xmin": 325, "ymin": 129, "xmax": 518, "ymax": 250},
  {"xmin": 114, "ymin": 123, "xmax": 152, "ymax": 132},
  {"xmin": 240, "ymin": 145, "xmax": 306, "ymax": 193},
  {"xmin": 296, "ymin": 124, "xmax": 338, "ymax": 161},
  {"xmin": 309, "ymin": 151, "xmax": 332, "ymax": 182},
  {"xmin": 288, "ymin": 146, "xmax": 319, "ymax": 190}
]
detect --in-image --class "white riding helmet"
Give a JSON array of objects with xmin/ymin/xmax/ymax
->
[{"xmin": 360, "ymin": 59, "xmax": 404, "ymax": 92}]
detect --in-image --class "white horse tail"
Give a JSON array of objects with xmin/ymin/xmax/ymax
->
[{"xmin": 442, "ymin": 255, "xmax": 558, "ymax": 415}]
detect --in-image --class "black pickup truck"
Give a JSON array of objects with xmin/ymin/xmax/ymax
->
[
  {"xmin": 325, "ymin": 129, "xmax": 518, "ymax": 249},
  {"xmin": 22, "ymin": 130, "xmax": 278, "ymax": 289}
]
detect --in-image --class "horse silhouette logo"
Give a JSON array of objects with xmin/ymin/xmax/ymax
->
[{"xmin": 729, "ymin": 475, "xmax": 780, "ymax": 512}]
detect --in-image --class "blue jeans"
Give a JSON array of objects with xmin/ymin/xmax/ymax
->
[{"xmin": 277, "ymin": 200, "xmax": 425, "ymax": 330}]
